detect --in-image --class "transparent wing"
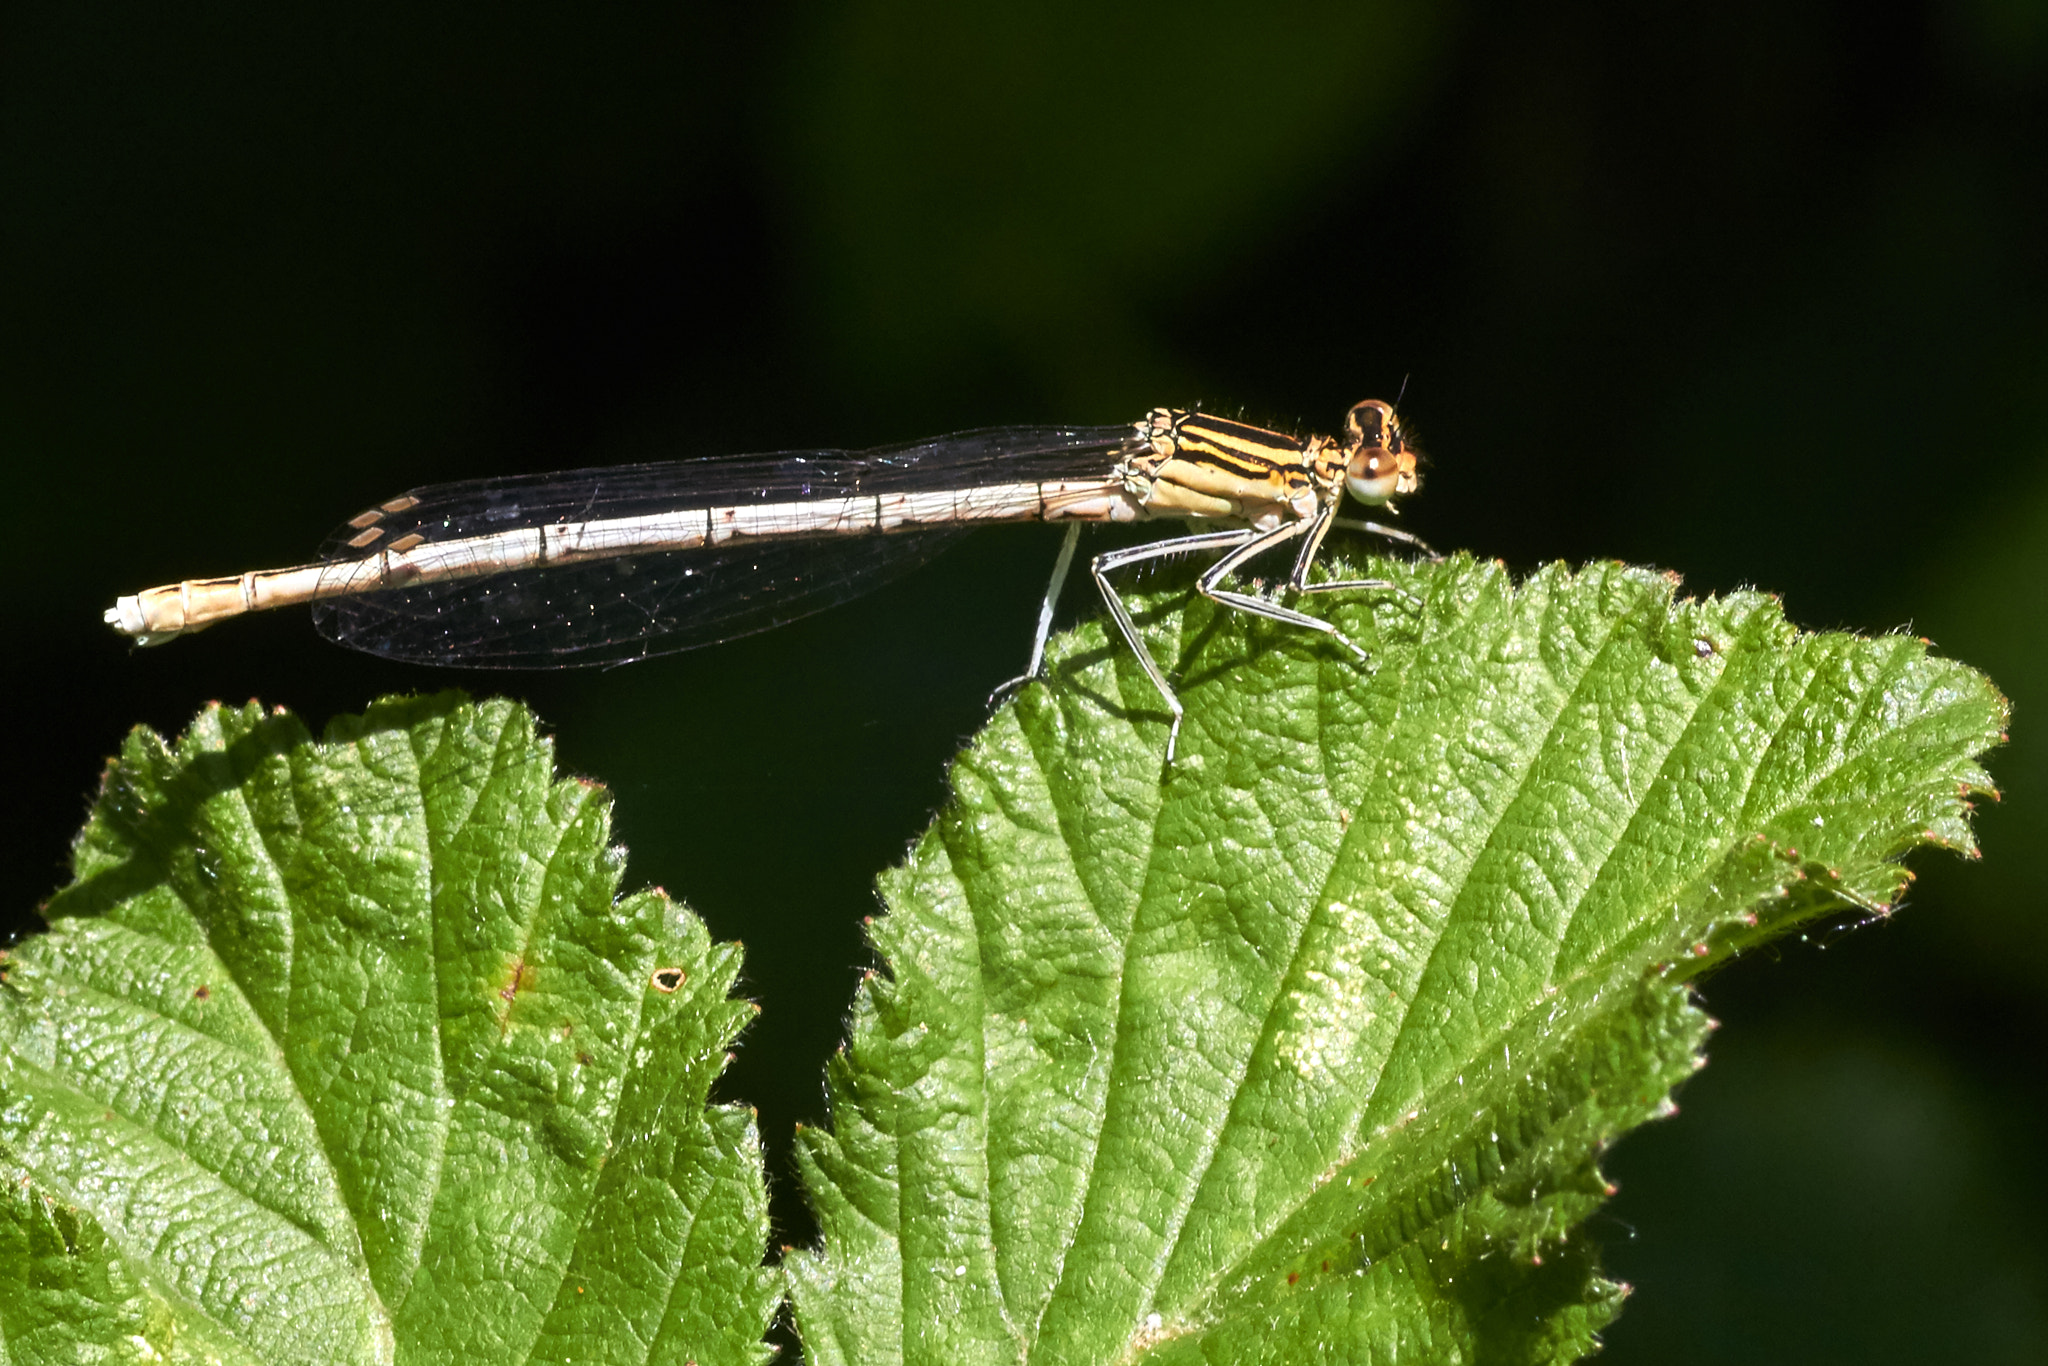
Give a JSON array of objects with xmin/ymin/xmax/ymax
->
[
  {"xmin": 310, "ymin": 424, "xmax": 1132, "ymax": 667},
  {"xmin": 313, "ymin": 530, "xmax": 971, "ymax": 667}
]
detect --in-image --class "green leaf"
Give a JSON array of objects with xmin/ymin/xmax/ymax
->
[
  {"xmin": 787, "ymin": 553, "xmax": 2005, "ymax": 1365},
  {"xmin": 0, "ymin": 694, "xmax": 776, "ymax": 1366}
]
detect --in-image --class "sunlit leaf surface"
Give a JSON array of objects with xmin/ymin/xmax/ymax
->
[
  {"xmin": 0, "ymin": 695, "xmax": 776, "ymax": 1366},
  {"xmin": 788, "ymin": 554, "xmax": 2004, "ymax": 1365}
]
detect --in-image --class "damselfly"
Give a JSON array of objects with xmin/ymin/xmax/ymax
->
[{"xmin": 107, "ymin": 399, "xmax": 1427, "ymax": 759}]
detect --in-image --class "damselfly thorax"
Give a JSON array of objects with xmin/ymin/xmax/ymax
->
[{"xmin": 108, "ymin": 399, "xmax": 1428, "ymax": 760}]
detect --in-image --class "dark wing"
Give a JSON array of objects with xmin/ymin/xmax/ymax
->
[{"xmin": 310, "ymin": 424, "xmax": 1133, "ymax": 668}]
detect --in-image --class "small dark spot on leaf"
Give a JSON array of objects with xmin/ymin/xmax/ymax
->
[
  {"xmin": 1287, "ymin": 1271, "xmax": 1300, "ymax": 1285},
  {"xmin": 651, "ymin": 966, "xmax": 686, "ymax": 993},
  {"xmin": 193, "ymin": 984, "xmax": 210, "ymax": 1000},
  {"xmin": 497, "ymin": 955, "xmax": 539, "ymax": 1005}
]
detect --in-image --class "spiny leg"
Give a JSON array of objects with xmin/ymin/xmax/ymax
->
[
  {"xmin": 1328, "ymin": 517, "xmax": 1438, "ymax": 557},
  {"xmin": 989, "ymin": 521, "xmax": 1082, "ymax": 706},
  {"xmin": 1091, "ymin": 527, "xmax": 1262, "ymax": 762},
  {"xmin": 1196, "ymin": 517, "xmax": 1372, "ymax": 661},
  {"xmin": 1287, "ymin": 502, "xmax": 1342, "ymax": 590},
  {"xmin": 1298, "ymin": 513, "xmax": 1427, "ymax": 601}
]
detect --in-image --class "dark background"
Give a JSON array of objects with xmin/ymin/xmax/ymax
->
[{"xmin": 6, "ymin": 3, "xmax": 2046, "ymax": 1359}]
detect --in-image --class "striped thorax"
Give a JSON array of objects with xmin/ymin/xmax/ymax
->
[{"xmin": 1120, "ymin": 399, "xmax": 1419, "ymax": 529}]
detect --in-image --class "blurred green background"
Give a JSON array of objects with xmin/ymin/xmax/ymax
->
[{"xmin": 5, "ymin": 2, "xmax": 2045, "ymax": 1359}]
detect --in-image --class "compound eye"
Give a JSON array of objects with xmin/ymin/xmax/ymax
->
[
  {"xmin": 1346, "ymin": 399, "xmax": 1392, "ymax": 444},
  {"xmin": 1345, "ymin": 450, "xmax": 1402, "ymax": 506}
]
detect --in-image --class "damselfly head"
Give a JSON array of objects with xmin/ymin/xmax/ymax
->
[{"xmin": 1341, "ymin": 399, "xmax": 1420, "ymax": 505}]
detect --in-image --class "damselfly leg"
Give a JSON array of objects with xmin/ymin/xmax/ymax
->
[
  {"xmin": 1001, "ymin": 509, "xmax": 1426, "ymax": 761},
  {"xmin": 1090, "ymin": 527, "xmax": 1265, "ymax": 761},
  {"xmin": 988, "ymin": 521, "xmax": 1083, "ymax": 706}
]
